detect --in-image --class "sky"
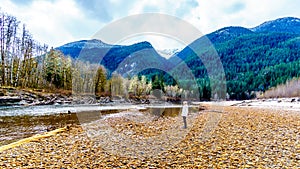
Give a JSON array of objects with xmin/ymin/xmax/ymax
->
[{"xmin": 1, "ymin": 0, "xmax": 299, "ymax": 50}]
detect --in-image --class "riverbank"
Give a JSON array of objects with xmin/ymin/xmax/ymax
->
[
  {"xmin": 0, "ymin": 106, "xmax": 186, "ymax": 147},
  {"xmin": 0, "ymin": 87, "xmax": 117, "ymax": 106},
  {"xmin": 211, "ymin": 98, "xmax": 300, "ymax": 112},
  {"xmin": 0, "ymin": 105, "xmax": 299, "ymax": 168}
]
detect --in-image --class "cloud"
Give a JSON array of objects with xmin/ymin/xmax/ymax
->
[
  {"xmin": 1, "ymin": 0, "xmax": 103, "ymax": 47},
  {"xmin": 1, "ymin": 0, "xmax": 300, "ymax": 49},
  {"xmin": 9, "ymin": 0, "xmax": 36, "ymax": 6},
  {"xmin": 224, "ymin": 2, "xmax": 245, "ymax": 14},
  {"xmin": 143, "ymin": 5, "xmax": 160, "ymax": 13},
  {"xmin": 175, "ymin": 0, "xmax": 199, "ymax": 17},
  {"xmin": 75, "ymin": 0, "xmax": 113, "ymax": 22},
  {"xmin": 94, "ymin": 13, "xmax": 204, "ymax": 50},
  {"xmin": 184, "ymin": 0, "xmax": 300, "ymax": 34}
]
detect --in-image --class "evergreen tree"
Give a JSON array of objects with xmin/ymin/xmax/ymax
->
[{"xmin": 94, "ymin": 66, "xmax": 107, "ymax": 95}]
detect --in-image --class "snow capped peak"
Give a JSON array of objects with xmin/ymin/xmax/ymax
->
[
  {"xmin": 251, "ymin": 17, "xmax": 300, "ymax": 34},
  {"xmin": 157, "ymin": 48, "xmax": 182, "ymax": 59},
  {"xmin": 59, "ymin": 39, "xmax": 115, "ymax": 49}
]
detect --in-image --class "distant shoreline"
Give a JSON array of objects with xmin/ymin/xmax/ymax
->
[{"xmin": 202, "ymin": 98, "xmax": 300, "ymax": 112}]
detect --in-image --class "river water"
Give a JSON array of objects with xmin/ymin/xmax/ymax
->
[{"xmin": 0, "ymin": 104, "xmax": 185, "ymax": 146}]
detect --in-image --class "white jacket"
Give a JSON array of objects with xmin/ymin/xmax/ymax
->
[{"xmin": 181, "ymin": 105, "xmax": 188, "ymax": 117}]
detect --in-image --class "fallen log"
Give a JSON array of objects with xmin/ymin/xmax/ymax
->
[
  {"xmin": 27, "ymin": 97, "xmax": 58, "ymax": 106},
  {"xmin": 0, "ymin": 96, "xmax": 22, "ymax": 104},
  {"xmin": 0, "ymin": 126, "xmax": 67, "ymax": 152}
]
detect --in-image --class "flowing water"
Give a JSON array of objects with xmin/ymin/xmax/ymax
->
[{"xmin": 0, "ymin": 104, "xmax": 184, "ymax": 146}]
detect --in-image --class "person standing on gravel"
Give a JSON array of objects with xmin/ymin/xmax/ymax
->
[{"xmin": 181, "ymin": 101, "xmax": 188, "ymax": 129}]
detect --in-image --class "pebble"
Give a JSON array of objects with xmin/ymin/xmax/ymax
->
[{"xmin": 0, "ymin": 106, "xmax": 299, "ymax": 168}]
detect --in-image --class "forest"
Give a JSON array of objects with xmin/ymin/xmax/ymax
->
[
  {"xmin": 0, "ymin": 11, "xmax": 199, "ymax": 102},
  {"xmin": 1, "ymin": 10, "xmax": 300, "ymax": 101},
  {"xmin": 174, "ymin": 26, "xmax": 300, "ymax": 100},
  {"xmin": 0, "ymin": 12, "xmax": 146, "ymax": 97}
]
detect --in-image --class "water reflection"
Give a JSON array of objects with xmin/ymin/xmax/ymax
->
[
  {"xmin": 149, "ymin": 107, "xmax": 181, "ymax": 117},
  {"xmin": 0, "ymin": 109, "xmax": 120, "ymax": 146},
  {"xmin": 0, "ymin": 107, "xmax": 193, "ymax": 146}
]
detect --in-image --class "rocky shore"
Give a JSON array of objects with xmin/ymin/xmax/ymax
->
[
  {"xmin": 0, "ymin": 87, "xmax": 114, "ymax": 106},
  {"xmin": 0, "ymin": 87, "xmax": 163, "ymax": 107},
  {"xmin": 0, "ymin": 105, "xmax": 299, "ymax": 168}
]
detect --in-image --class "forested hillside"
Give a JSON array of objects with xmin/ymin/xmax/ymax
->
[
  {"xmin": 172, "ymin": 17, "xmax": 300, "ymax": 100},
  {"xmin": 55, "ymin": 17, "xmax": 300, "ymax": 100},
  {"xmin": 1, "ymin": 9, "xmax": 299, "ymax": 101}
]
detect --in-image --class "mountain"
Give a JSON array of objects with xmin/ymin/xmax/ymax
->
[
  {"xmin": 56, "ymin": 39, "xmax": 169, "ymax": 77},
  {"xmin": 56, "ymin": 39, "xmax": 118, "ymax": 61},
  {"xmin": 207, "ymin": 26, "xmax": 254, "ymax": 43},
  {"xmin": 157, "ymin": 48, "xmax": 182, "ymax": 59},
  {"xmin": 172, "ymin": 17, "xmax": 300, "ymax": 99},
  {"xmin": 56, "ymin": 17, "xmax": 300, "ymax": 100},
  {"xmin": 251, "ymin": 17, "xmax": 300, "ymax": 34},
  {"xmin": 168, "ymin": 26, "xmax": 254, "ymax": 66},
  {"xmin": 57, "ymin": 39, "xmax": 115, "ymax": 50}
]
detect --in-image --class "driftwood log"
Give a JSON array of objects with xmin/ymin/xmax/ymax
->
[{"xmin": 0, "ymin": 97, "xmax": 22, "ymax": 104}]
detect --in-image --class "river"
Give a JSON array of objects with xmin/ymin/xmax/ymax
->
[{"xmin": 0, "ymin": 104, "xmax": 186, "ymax": 146}]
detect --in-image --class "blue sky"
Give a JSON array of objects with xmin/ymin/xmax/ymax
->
[{"xmin": 1, "ymin": 0, "xmax": 299, "ymax": 49}]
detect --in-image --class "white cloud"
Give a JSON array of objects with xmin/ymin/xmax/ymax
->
[
  {"xmin": 184, "ymin": 0, "xmax": 300, "ymax": 34},
  {"xmin": 1, "ymin": 0, "xmax": 299, "ymax": 49},
  {"xmin": 117, "ymin": 34, "xmax": 186, "ymax": 50},
  {"xmin": 1, "ymin": 0, "xmax": 102, "ymax": 47}
]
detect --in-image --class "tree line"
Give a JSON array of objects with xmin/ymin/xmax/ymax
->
[
  {"xmin": 176, "ymin": 31, "xmax": 300, "ymax": 100},
  {"xmin": 260, "ymin": 78, "xmax": 300, "ymax": 98},
  {"xmin": 0, "ymin": 11, "xmax": 48, "ymax": 87},
  {"xmin": 0, "ymin": 10, "xmax": 189, "ymax": 102},
  {"xmin": 6, "ymin": 10, "xmax": 299, "ymax": 101}
]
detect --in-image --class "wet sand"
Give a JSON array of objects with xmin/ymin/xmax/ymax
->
[{"xmin": 0, "ymin": 105, "xmax": 299, "ymax": 168}]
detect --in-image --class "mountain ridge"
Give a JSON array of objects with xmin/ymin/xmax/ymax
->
[
  {"xmin": 56, "ymin": 16, "xmax": 300, "ymax": 100},
  {"xmin": 171, "ymin": 16, "xmax": 300, "ymax": 99},
  {"xmin": 250, "ymin": 16, "xmax": 300, "ymax": 34}
]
